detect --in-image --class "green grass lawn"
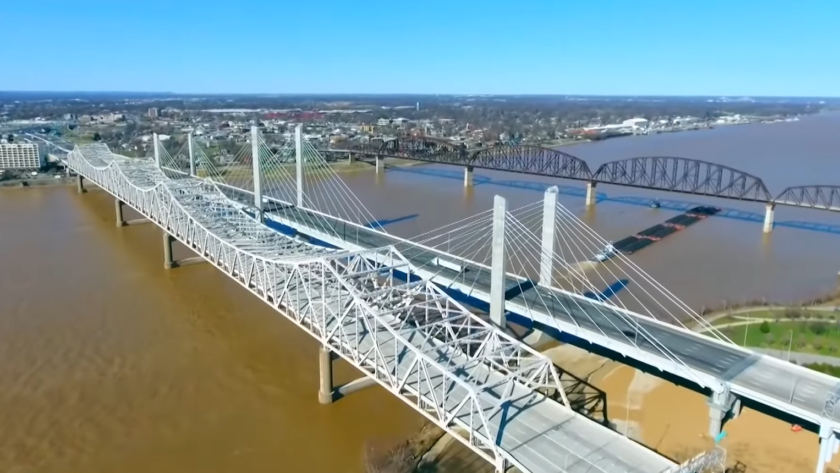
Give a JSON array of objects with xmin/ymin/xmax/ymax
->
[{"xmin": 721, "ymin": 320, "xmax": 840, "ymax": 356}]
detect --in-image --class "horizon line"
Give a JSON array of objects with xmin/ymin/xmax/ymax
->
[{"xmin": 1, "ymin": 90, "xmax": 839, "ymax": 100}]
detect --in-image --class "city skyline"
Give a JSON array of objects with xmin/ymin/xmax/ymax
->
[{"xmin": 4, "ymin": 0, "xmax": 839, "ymax": 96}]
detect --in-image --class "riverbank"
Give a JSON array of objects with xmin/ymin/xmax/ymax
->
[{"xmin": 399, "ymin": 340, "xmax": 840, "ymax": 473}]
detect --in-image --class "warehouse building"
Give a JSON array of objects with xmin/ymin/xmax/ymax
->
[{"xmin": 0, "ymin": 143, "xmax": 43, "ymax": 169}]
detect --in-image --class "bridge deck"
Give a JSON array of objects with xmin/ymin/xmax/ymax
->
[
  {"xmin": 67, "ymin": 149, "xmax": 681, "ymax": 473},
  {"xmin": 260, "ymin": 201, "xmax": 840, "ymax": 427},
  {"xmin": 329, "ymin": 298, "xmax": 675, "ymax": 473}
]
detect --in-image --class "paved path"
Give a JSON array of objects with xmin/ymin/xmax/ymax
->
[
  {"xmin": 752, "ymin": 348, "xmax": 840, "ymax": 368},
  {"xmin": 699, "ymin": 305, "xmax": 840, "ymax": 328}
]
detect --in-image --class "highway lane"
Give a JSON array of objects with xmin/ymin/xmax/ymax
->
[{"xmin": 252, "ymin": 201, "xmax": 840, "ymax": 428}]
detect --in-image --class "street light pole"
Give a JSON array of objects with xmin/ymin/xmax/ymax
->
[
  {"xmin": 787, "ymin": 330, "xmax": 793, "ymax": 362},
  {"xmin": 744, "ymin": 316, "xmax": 750, "ymax": 346}
]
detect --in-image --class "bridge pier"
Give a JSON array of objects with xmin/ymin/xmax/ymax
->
[
  {"xmin": 318, "ymin": 345, "xmax": 377, "ymax": 405},
  {"xmin": 318, "ymin": 346, "xmax": 333, "ymax": 404},
  {"xmin": 585, "ymin": 181, "xmax": 597, "ymax": 206},
  {"xmin": 76, "ymin": 174, "xmax": 85, "ymax": 194},
  {"xmin": 763, "ymin": 203, "xmax": 775, "ymax": 233},
  {"xmin": 707, "ymin": 386, "xmax": 741, "ymax": 438},
  {"xmin": 375, "ymin": 155, "xmax": 384, "ymax": 174},
  {"xmin": 464, "ymin": 166, "xmax": 474, "ymax": 187},
  {"xmin": 816, "ymin": 423, "xmax": 838, "ymax": 473},
  {"xmin": 114, "ymin": 199, "xmax": 125, "ymax": 227},
  {"xmin": 348, "ymin": 152, "xmax": 355, "ymax": 164},
  {"xmin": 489, "ymin": 195, "xmax": 507, "ymax": 329},
  {"xmin": 162, "ymin": 231, "xmax": 174, "ymax": 270}
]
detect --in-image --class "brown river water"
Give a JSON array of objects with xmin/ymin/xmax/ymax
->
[{"xmin": 1, "ymin": 112, "xmax": 840, "ymax": 472}]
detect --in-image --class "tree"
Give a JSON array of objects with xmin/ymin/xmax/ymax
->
[
  {"xmin": 6, "ymin": 134, "xmax": 12, "ymax": 143},
  {"xmin": 93, "ymin": 132, "xmax": 102, "ymax": 142},
  {"xmin": 759, "ymin": 321, "xmax": 771, "ymax": 334},
  {"xmin": 811, "ymin": 322, "xmax": 828, "ymax": 336}
]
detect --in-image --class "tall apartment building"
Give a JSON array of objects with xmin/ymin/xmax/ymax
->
[
  {"xmin": 0, "ymin": 143, "xmax": 43, "ymax": 169},
  {"xmin": 148, "ymin": 107, "xmax": 159, "ymax": 119}
]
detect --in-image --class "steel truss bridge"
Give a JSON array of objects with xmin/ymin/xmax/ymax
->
[
  {"xmin": 63, "ymin": 132, "xmax": 840, "ymax": 473},
  {"xmin": 331, "ymin": 137, "xmax": 840, "ymax": 211},
  {"xmin": 64, "ymin": 143, "xmax": 717, "ymax": 473}
]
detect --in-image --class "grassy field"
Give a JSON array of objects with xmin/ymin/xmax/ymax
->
[{"xmin": 721, "ymin": 319, "xmax": 840, "ymax": 356}]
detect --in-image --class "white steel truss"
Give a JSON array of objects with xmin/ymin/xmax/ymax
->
[{"xmin": 67, "ymin": 143, "xmax": 638, "ymax": 473}]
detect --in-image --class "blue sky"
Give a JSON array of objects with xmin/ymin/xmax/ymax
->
[{"xmin": 3, "ymin": 0, "xmax": 838, "ymax": 96}]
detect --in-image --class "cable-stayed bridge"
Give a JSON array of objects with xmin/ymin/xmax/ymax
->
[{"xmin": 60, "ymin": 127, "xmax": 838, "ymax": 473}]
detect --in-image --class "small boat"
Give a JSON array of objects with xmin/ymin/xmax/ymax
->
[
  {"xmin": 650, "ymin": 200, "xmax": 661, "ymax": 209},
  {"xmin": 592, "ymin": 243, "xmax": 617, "ymax": 263}
]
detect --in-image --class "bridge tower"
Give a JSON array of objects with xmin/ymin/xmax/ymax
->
[
  {"xmin": 295, "ymin": 124, "xmax": 304, "ymax": 207},
  {"xmin": 539, "ymin": 186, "xmax": 558, "ymax": 286},
  {"xmin": 252, "ymin": 126, "xmax": 264, "ymax": 222},
  {"xmin": 153, "ymin": 133, "xmax": 161, "ymax": 169},
  {"xmin": 188, "ymin": 131, "xmax": 196, "ymax": 177},
  {"xmin": 489, "ymin": 195, "xmax": 507, "ymax": 328}
]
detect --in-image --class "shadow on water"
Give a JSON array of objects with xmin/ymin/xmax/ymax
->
[
  {"xmin": 583, "ymin": 279, "xmax": 629, "ymax": 302},
  {"xmin": 390, "ymin": 167, "xmax": 840, "ymax": 236},
  {"xmin": 366, "ymin": 213, "xmax": 420, "ymax": 229}
]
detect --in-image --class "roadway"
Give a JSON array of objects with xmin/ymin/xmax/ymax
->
[
  {"xmin": 66, "ymin": 145, "xmax": 683, "ymax": 473},
  {"xmin": 248, "ymin": 195, "xmax": 840, "ymax": 430}
]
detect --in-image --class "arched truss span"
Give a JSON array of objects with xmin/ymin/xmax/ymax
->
[
  {"xmin": 774, "ymin": 185, "xmax": 840, "ymax": 211},
  {"xmin": 339, "ymin": 139, "xmax": 592, "ymax": 181},
  {"xmin": 467, "ymin": 144, "xmax": 592, "ymax": 181},
  {"xmin": 592, "ymin": 156, "xmax": 772, "ymax": 201}
]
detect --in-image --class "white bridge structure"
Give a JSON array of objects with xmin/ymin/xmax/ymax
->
[{"xmin": 59, "ymin": 126, "xmax": 840, "ymax": 473}]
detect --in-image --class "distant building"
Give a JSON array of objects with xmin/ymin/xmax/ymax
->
[
  {"xmin": 622, "ymin": 118, "xmax": 649, "ymax": 129},
  {"xmin": 376, "ymin": 118, "xmax": 391, "ymax": 126},
  {"xmin": 148, "ymin": 108, "xmax": 159, "ymax": 120},
  {"xmin": 0, "ymin": 143, "xmax": 42, "ymax": 169}
]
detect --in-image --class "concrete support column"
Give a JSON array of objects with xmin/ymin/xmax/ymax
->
[
  {"xmin": 348, "ymin": 152, "xmax": 356, "ymax": 164},
  {"xmin": 114, "ymin": 199, "xmax": 125, "ymax": 227},
  {"xmin": 707, "ymin": 386, "xmax": 740, "ymax": 437},
  {"xmin": 585, "ymin": 181, "xmax": 597, "ymax": 206},
  {"xmin": 76, "ymin": 174, "xmax": 85, "ymax": 194},
  {"xmin": 539, "ymin": 186, "xmax": 558, "ymax": 286},
  {"xmin": 251, "ymin": 126, "xmax": 263, "ymax": 221},
  {"xmin": 464, "ymin": 165, "xmax": 474, "ymax": 187},
  {"xmin": 489, "ymin": 195, "xmax": 507, "ymax": 329},
  {"xmin": 318, "ymin": 346, "xmax": 334, "ymax": 405},
  {"xmin": 162, "ymin": 231, "xmax": 174, "ymax": 270},
  {"xmin": 763, "ymin": 203, "xmax": 776, "ymax": 233},
  {"xmin": 295, "ymin": 124, "xmax": 304, "ymax": 208},
  {"xmin": 375, "ymin": 155, "xmax": 384, "ymax": 174},
  {"xmin": 816, "ymin": 423, "xmax": 837, "ymax": 473}
]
